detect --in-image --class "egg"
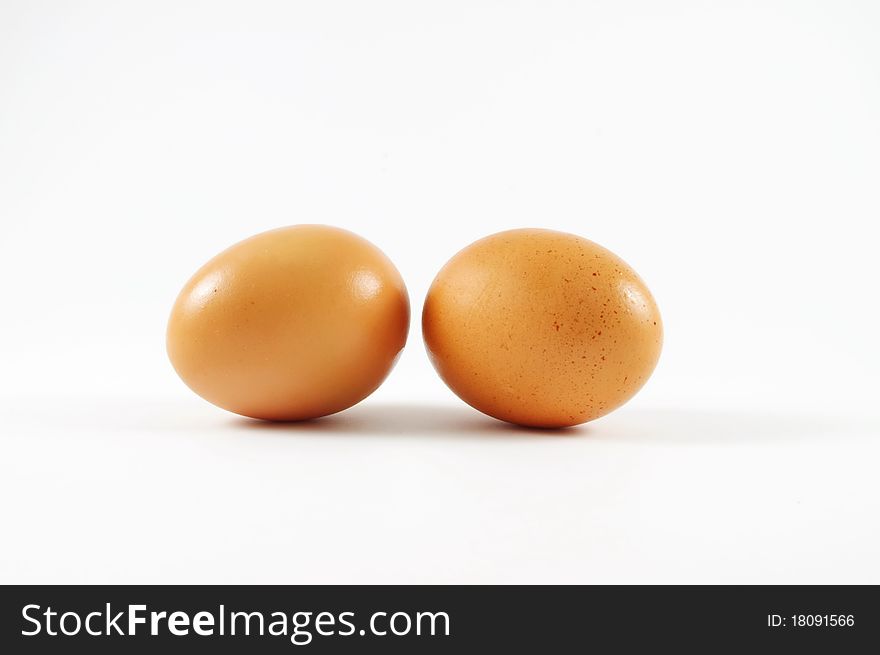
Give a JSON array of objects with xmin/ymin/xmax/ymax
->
[
  {"xmin": 167, "ymin": 225, "xmax": 409, "ymax": 420},
  {"xmin": 422, "ymin": 229, "xmax": 662, "ymax": 428}
]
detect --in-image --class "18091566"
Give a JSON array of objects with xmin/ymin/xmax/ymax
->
[{"xmin": 791, "ymin": 615, "xmax": 855, "ymax": 627}]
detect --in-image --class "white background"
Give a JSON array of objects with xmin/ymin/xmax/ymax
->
[{"xmin": 1, "ymin": 1, "xmax": 878, "ymax": 584}]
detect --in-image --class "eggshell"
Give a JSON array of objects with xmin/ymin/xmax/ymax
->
[
  {"xmin": 422, "ymin": 229, "xmax": 662, "ymax": 428},
  {"xmin": 167, "ymin": 225, "xmax": 409, "ymax": 420}
]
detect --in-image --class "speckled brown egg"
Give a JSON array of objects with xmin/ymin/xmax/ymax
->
[
  {"xmin": 167, "ymin": 225, "xmax": 409, "ymax": 421},
  {"xmin": 422, "ymin": 229, "xmax": 662, "ymax": 428}
]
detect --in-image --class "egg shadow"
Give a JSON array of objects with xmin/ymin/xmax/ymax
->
[
  {"xmin": 233, "ymin": 403, "xmax": 878, "ymax": 443},
  {"xmin": 233, "ymin": 402, "xmax": 586, "ymax": 440}
]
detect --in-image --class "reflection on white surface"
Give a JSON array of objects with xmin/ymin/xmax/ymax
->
[{"xmin": 9, "ymin": 398, "xmax": 872, "ymax": 444}]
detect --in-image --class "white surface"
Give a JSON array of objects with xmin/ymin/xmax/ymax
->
[{"xmin": 1, "ymin": 0, "xmax": 879, "ymax": 584}]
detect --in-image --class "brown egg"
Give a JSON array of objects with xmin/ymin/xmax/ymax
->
[
  {"xmin": 167, "ymin": 225, "xmax": 409, "ymax": 420},
  {"xmin": 422, "ymin": 229, "xmax": 662, "ymax": 428}
]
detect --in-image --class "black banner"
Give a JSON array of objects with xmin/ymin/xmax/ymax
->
[{"xmin": 0, "ymin": 585, "xmax": 876, "ymax": 653}]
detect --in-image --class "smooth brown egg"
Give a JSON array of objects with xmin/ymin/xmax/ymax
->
[
  {"xmin": 167, "ymin": 225, "xmax": 409, "ymax": 420},
  {"xmin": 422, "ymin": 229, "xmax": 662, "ymax": 428}
]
